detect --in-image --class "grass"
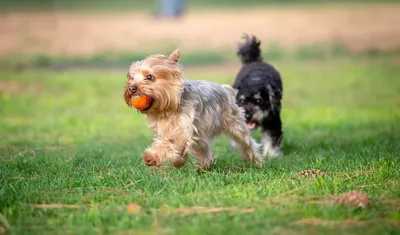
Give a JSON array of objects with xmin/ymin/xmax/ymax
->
[
  {"xmin": 0, "ymin": 56, "xmax": 400, "ymax": 234},
  {"xmin": 2, "ymin": 44, "xmax": 400, "ymax": 70},
  {"xmin": 0, "ymin": 50, "xmax": 228, "ymax": 70}
]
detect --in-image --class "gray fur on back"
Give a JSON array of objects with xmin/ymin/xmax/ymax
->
[{"xmin": 180, "ymin": 80, "xmax": 235, "ymax": 139}]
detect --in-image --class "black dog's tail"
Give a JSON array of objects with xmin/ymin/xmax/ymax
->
[{"xmin": 237, "ymin": 34, "xmax": 262, "ymax": 64}]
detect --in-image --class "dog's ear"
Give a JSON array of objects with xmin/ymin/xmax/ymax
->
[
  {"xmin": 169, "ymin": 49, "xmax": 180, "ymax": 62},
  {"xmin": 267, "ymin": 84, "xmax": 281, "ymax": 113}
]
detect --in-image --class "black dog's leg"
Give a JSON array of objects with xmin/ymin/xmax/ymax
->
[{"xmin": 261, "ymin": 112, "xmax": 283, "ymax": 157}]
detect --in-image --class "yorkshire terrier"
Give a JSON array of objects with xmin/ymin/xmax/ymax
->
[
  {"xmin": 232, "ymin": 34, "xmax": 283, "ymax": 157},
  {"xmin": 124, "ymin": 49, "xmax": 262, "ymax": 169}
]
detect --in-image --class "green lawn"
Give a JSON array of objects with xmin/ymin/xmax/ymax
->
[{"xmin": 0, "ymin": 56, "xmax": 399, "ymax": 234}]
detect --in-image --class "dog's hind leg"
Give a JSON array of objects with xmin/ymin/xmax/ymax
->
[
  {"xmin": 222, "ymin": 108, "xmax": 263, "ymax": 167},
  {"xmin": 191, "ymin": 139, "xmax": 214, "ymax": 170},
  {"xmin": 221, "ymin": 84, "xmax": 263, "ymax": 166},
  {"xmin": 229, "ymin": 128, "xmax": 257, "ymax": 148}
]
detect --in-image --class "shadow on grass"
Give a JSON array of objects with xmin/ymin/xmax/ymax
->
[
  {"xmin": 282, "ymin": 121, "xmax": 399, "ymax": 155},
  {"xmin": 208, "ymin": 120, "xmax": 400, "ymax": 173}
]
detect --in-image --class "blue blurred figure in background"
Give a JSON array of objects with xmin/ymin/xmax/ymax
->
[{"xmin": 158, "ymin": 0, "xmax": 186, "ymax": 18}]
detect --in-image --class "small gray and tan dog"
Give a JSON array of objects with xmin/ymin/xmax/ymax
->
[{"xmin": 124, "ymin": 49, "xmax": 262, "ymax": 169}]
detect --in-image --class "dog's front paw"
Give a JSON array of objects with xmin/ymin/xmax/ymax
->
[
  {"xmin": 172, "ymin": 159, "xmax": 187, "ymax": 169},
  {"xmin": 171, "ymin": 153, "xmax": 189, "ymax": 169},
  {"xmin": 195, "ymin": 157, "xmax": 215, "ymax": 170},
  {"xmin": 143, "ymin": 150, "xmax": 160, "ymax": 167}
]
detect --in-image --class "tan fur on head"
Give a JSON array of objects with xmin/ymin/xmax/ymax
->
[
  {"xmin": 124, "ymin": 50, "xmax": 184, "ymax": 115},
  {"xmin": 169, "ymin": 49, "xmax": 180, "ymax": 62}
]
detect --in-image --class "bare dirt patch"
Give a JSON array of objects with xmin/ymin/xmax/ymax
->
[
  {"xmin": 293, "ymin": 218, "xmax": 400, "ymax": 228},
  {"xmin": 0, "ymin": 81, "xmax": 25, "ymax": 94},
  {"xmin": 0, "ymin": 81, "xmax": 44, "ymax": 95},
  {"xmin": 1, "ymin": 4, "xmax": 400, "ymax": 56}
]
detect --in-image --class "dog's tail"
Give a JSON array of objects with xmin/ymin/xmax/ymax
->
[{"xmin": 237, "ymin": 34, "xmax": 262, "ymax": 64}]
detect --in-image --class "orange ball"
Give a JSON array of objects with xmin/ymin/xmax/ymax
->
[{"xmin": 131, "ymin": 95, "xmax": 151, "ymax": 110}]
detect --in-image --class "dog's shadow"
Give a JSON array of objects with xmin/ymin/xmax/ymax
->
[{"xmin": 201, "ymin": 120, "xmax": 399, "ymax": 174}]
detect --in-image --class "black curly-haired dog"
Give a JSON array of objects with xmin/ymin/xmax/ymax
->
[{"xmin": 232, "ymin": 34, "xmax": 283, "ymax": 157}]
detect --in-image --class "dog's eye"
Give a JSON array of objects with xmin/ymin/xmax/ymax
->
[
  {"xmin": 256, "ymin": 99, "xmax": 261, "ymax": 104},
  {"xmin": 145, "ymin": 74, "xmax": 154, "ymax": 81},
  {"xmin": 240, "ymin": 99, "xmax": 245, "ymax": 104}
]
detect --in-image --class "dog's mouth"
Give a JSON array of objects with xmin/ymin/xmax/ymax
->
[
  {"xmin": 247, "ymin": 122, "xmax": 256, "ymax": 130},
  {"xmin": 131, "ymin": 94, "xmax": 154, "ymax": 111},
  {"xmin": 139, "ymin": 98, "xmax": 154, "ymax": 111},
  {"xmin": 245, "ymin": 109, "xmax": 264, "ymax": 130}
]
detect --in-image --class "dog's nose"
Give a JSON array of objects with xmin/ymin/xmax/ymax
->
[{"xmin": 129, "ymin": 85, "xmax": 137, "ymax": 93}]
